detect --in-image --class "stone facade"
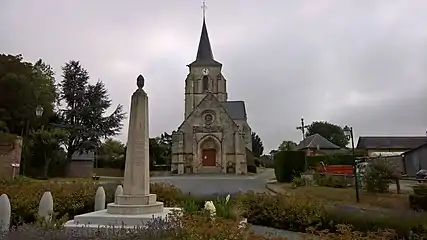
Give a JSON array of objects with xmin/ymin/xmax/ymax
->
[{"xmin": 171, "ymin": 18, "xmax": 252, "ymax": 175}]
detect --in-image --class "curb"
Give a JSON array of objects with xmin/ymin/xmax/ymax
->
[{"xmin": 265, "ymin": 182, "xmax": 280, "ymax": 194}]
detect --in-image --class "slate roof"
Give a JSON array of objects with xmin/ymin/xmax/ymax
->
[
  {"xmin": 403, "ymin": 142, "xmax": 427, "ymax": 155},
  {"xmin": 356, "ymin": 136, "xmax": 427, "ymax": 150},
  {"xmin": 188, "ymin": 18, "xmax": 222, "ymax": 67},
  {"xmin": 220, "ymin": 101, "xmax": 247, "ymax": 120},
  {"xmin": 295, "ymin": 133, "xmax": 341, "ymax": 150}
]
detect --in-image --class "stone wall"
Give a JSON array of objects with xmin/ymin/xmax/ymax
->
[{"xmin": 0, "ymin": 137, "xmax": 22, "ymax": 181}]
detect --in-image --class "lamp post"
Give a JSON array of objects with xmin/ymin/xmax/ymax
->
[
  {"xmin": 343, "ymin": 125, "xmax": 360, "ymax": 203},
  {"xmin": 19, "ymin": 105, "xmax": 44, "ymax": 176}
]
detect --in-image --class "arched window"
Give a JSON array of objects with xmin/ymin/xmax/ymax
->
[{"xmin": 202, "ymin": 76, "xmax": 209, "ymax": 92}]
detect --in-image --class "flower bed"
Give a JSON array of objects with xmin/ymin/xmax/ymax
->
[
  {"xmin": 1, "ymin": 213, "xmax": 286, "ymax": 240},
  {"xmin": 2, "ymin": 180, "xmax": 427, "ymax": 239},
  {"xmin": 240, "ymin": 191, "xmax": 427, "ymax": 239}
]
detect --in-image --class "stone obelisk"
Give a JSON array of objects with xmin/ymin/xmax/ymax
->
[
  {"xmin": 106, "ymin": 74, "xmax": 163, "ymax": 215},
  {"xmin": 65, "ymin": 74, "xmax": 176, "ymax": 228}
]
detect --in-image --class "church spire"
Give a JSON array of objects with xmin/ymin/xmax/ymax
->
[{"xmin": 188, "ymin": 2, "xmax": 222, "ymax": 67}]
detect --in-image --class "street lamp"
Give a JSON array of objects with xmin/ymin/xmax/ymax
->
[
  {"xmin": 35, "ymin": 105, "xmax": 44, "ymax": 118},
  {"xmin": 343, "ymin": 125, "xmax": 360, "ymax": 203},
  {"xmin": 20, "ymin": 105, "xmax": 45, "ymax": 176}
]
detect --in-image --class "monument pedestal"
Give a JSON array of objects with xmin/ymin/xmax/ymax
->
[
  {"xmin": 107, "ymin": 193, "xmax": 164, "ymax": 214},
  {"xmin": 65, "ymin": 193, "xmax": 179, "ymax": 228},
  {"xmin": 64, "ymin": 207, "xmax": 179, "ymax": 229}
]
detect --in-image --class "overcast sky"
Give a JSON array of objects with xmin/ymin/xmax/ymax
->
[{"xmin": 1, "ymin": 1, "xmax": 426, "ymax": 151}]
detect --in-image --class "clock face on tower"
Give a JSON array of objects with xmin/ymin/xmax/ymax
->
[{"xmin": 202, "ymin": 68, "xmax": 209, "ymax": 76}]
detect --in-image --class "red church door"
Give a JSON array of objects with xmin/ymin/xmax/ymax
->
[{"xmin": 202, "ymin": 149, "xmax": 216, "ymax": 166}]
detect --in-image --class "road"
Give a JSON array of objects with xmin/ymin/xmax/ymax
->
[
  {"xmin": 151, "ymin": 168, "xmax": 275, "ymax": 196},
  {"xmin": 101, "ymin": 169, "xmax": 275, "ymax": 196}
]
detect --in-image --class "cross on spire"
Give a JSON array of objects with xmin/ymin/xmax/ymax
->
[{"xmin": 201, "ymin": 0, "xmax": 207, "ymax": 19}]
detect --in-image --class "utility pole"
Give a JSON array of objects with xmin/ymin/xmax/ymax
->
[{"xmin": 296, "ymin": 118, "xmax": 309, "ymax": 140}]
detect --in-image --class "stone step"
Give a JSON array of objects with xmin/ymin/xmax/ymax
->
[{"xmin": 198, "ymin": 167, "xmax": 222, "ymax": 174}]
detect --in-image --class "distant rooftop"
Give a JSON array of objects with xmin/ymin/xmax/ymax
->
[
  {"xmin": 356, "ymin": 136, "xmax": 427, "ymax": 150},
  {"xmin": 295, "ymin": 133, "xmax": 340, "ymax": 150}
]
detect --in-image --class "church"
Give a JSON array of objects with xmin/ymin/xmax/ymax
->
[{"xmin": 171, "ymin": 16, "xmax": 253, "ymax": 175}]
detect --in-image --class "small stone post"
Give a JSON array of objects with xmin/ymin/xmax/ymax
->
[
  {"xmin": 0, "ymin": 194, "xmax": 11, "ymax": 232},
  {"xmin": 38, "ymin": 191, "xmax": 54, "ymax": 222},
  {"xmin": 114, "ymin": 185, "xmax": 123, "ymax": 204},
  {"xmin": 94, "ymin": 186, "xmax": 106, "ymax": 211}
]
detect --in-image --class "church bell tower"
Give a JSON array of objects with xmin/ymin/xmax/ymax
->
[{"xmin": 184, "ymin": 11, "xmax": 228, "ymax": 119}]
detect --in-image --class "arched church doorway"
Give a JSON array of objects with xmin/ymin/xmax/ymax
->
[{"xmin": 199, "ymin": 136, "xmax": 219, "ymax": 167}]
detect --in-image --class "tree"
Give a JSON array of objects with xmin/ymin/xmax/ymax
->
[
  {"xmin": 149, "ymin": 138, "xmax": 162, "ymax": 167},
  {"xmin": 58, "ymin": 60, "xmax": 125, "ymax": 163},
  {"xmin": 152, "ymin": 132, "xmax": 172, "ymax": 166},
  {"xmin": 97, "ymin": 138, "xmax": 126, "ymax": 169},
  {"xmin": 306, "ymin": 121, "xmax": 349, "ymax": 148},
  {"xmin": 26, "ymin": 127, "xmax": 67, "ymax": 179},
  {"xmin": 0, "ymin": 54, "xmax": 57, "ymax": 135},
  {"xmin": 123, "ymin": 133, "xmax": 172, "ymax": 170},
  {"xmin": 278, "ymin": 140, "xmax": 297, "ymax": 151},
  {"xmin": 251, "ymin": 132, "xmax": 264, "ymax": 158}
]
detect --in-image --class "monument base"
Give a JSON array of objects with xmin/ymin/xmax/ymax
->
[
  {"xmin": 64, "ymin": 207, "xmax": 180, "ymax": 229},
  {"xmin": 107, "ymin": 201, "xmax": 164, "ymax": 215}
]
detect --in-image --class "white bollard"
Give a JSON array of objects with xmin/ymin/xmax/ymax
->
[
  {"xmin": 114, "ymin": 185, "xmax": 123, "ymax": 204},
  {"xmin": 94, "ymin": 186, "xmax": 106, "ymax": 211},
  {"xmin": 0, "ymin": 194, "xmax": 11, "ymax": 232},
  {"xmin": 38, "ymin": 191, "xmax": 54, "ymax": 223}
]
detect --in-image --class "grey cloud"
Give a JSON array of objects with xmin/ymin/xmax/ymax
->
[{"xmin": 1, "ymin": 0, "xmax": 426, "ymax": 151}]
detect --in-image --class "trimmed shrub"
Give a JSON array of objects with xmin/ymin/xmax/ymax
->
[
  {"xmin": 363, "ymin": 161, "xmax": 394, "ymax": 193},
  {"xmin": 409, "ymin": 193, "xmax": 427, "ymax": 211},
  {"xmin": 291, "ymin": 177, "xmax": 307, "ymax": 188},
  {"xmin": 413, "ymin": 184, "xmax": 427, "ymax": 196},
  {"xmin": 274, "ymin": 150, "xmax": 305, "ymax": 182},
  {"xmin": 409, "ymin": 184, "xmax": 427, "ymax": 211},
  {"xmin": 239, "ymin": 192, "xmax": 325, "ymax": 232},
  {"xmin": 306, "ymin": 155, "xmax": 355, "ymax": 169},
  {"xmin": 313, "ymin": 173, "xmax": 352, "ymax": 188}
]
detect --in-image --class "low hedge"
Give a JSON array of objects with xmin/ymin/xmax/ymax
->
[
  {"xmin": 409, "ymin": 184, "xmax": 427, "ymax": 211},
  {"xmin": 313, "ymin": 173, "xmax": 353, "ymax": 188},
  {"xmin": 274, "ymin": 150, "xmax": 305, "ymax": 182},
  {"xmin": 306, "ymin": 155, "xmax": 356, "ymax": 168}
]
